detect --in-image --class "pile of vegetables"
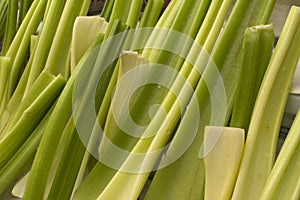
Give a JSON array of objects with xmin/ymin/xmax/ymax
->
[{"xmin": 0, "ymin": 0, "xmax": 299, "ymax": 199}]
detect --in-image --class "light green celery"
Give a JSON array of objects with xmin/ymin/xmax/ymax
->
[
  {"xmin": 260, "ymin": 109, "xmax": 300, "ymax": 200},
  {"xmin": 0, "ymin": 39, "xmax": 38, "ymax": 133},
  {"xmin": 30, "ymin": 35, "xmax": 38, "ymax": 54},
  {"xmin": 232, "ymin": 6, "xmax": 300, "ymax": 199},
  {"xmin": 4, "ymin": 0, "xmax": 47, "ymax": 99},
  {"xmin": 43, "ymin": 0, "xmax": 85, "ymax": 78},
  {"xmin": 0, "ymin": 74, "xmax": 65, "ymax": 169},
  {"xmin": 230, "ymin": 24, "xmax": 274, "ymax": 132},
  {"xmin": 0, "ymin": 56, "xmax": 10, "ymax": 111},
  {"xmin": 79, "ymin": 0, "xmax": 92, "ymax": 16},
  {"xmin": 203, "ymin": 126, "xmax": 245, "ymax": 200},
  {"xmin": 0, "ymin": 71, "xmax": 58, "ymax": 136},
  {"xmin": 109, "ymin": 0, "xmax": 138, "ymax": 27},
  {"xmin": 126, "ymin": 0, "xmax": 143, "ymax": 28},
  {"xmin": 0, "ymin": 108, "xmax": 52, "ymax": 196},
  {"xmin": 23, "ymin": 0, "xmax": 68, "ymax": 92},
  {"xmin": 146, "ymin": 0, "xmax": 276, "ymax": 199},
  {"xmin": 23, "ymin": 34, "xmax": 104, "ymax": 200},
  {"xmin": 18, "ymin": 0, "xmax": 33, "ymax": 28},
  {"xmin": 100, "ymin": 0, "xmax": 115, "ymax": 21},
  {"xmin": 1, "ymin": 0, "xmax": 18, "ymax": 55},
  {"xmin": 70, "ymin": 16, "xmax": 108, "ymax": 72}
]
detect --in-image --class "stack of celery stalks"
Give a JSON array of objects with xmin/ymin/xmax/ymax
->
[{"xmin": 0, "ymin": 0, "xmax": 299, "ymax": 199}]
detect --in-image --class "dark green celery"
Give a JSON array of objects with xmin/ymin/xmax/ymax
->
[
  {"xmin": 230, "ymin": 25, "xmax": 274, "ymax": 133},
  {"xmin": 1, "ymin": 0, "xmax": 18, "ymax": 55},
  {"xmin": 18, "ymin": 0, "xmax": 33, "ymax": 28},
  {"xmin": 145, "ymin": 0, "xmax": 276, "ymax": 199}
]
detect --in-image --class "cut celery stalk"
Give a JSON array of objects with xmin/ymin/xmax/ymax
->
[
  {"xmin": 0, "ymin": 107, "xmax": 52, "ymax": 196},
  {"xmin": 70, "ymin": 16, "xmax": 108, "ymax": 72},
  {"xmin": 232, "ymin": 6, "xmax": 300, "ymax": 200},
  {"xmin": 22, "ymin": 34, "xmax": 104, "ymax": 200},
  {"xmin": 260, "ymin": 109, "xmax": 300, "ymax": 200},
  {"xmin": 5, "ymin": 0, "xmax": 48, "ymax": 98},
  {"xmin": 230, "ymin": 24, "xmax": 274, "ymax": 132},
  {"xmin": 203, "ymin": 126, "xmax": 245, "ymax": 200},
  {"xmin": 145, "ymin": 0, "xmax": 276, "ymax": 199},
  {"xmin": 23, "ymin": 0, "xmax": 68, "ymax": 92},
  {"xmin": 0, "ymin": 74, "xmax": 65, "ymax": 169}
]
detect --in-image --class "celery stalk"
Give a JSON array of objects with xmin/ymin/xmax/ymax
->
[
  {"xmin": 23, "ymin": 34, "xmax": 104, "ymax": 200},
  {"xmin": 70, "ymin": 16, "xmax": 108, "ymax": 72},
  {"xmin": 18, "ymin": 0, "xmax": 33, "ymax": 28},
  {"xmin": 4, "ymin": 0, "xmax": 47, "ymax": 98},
  {"xmin": 0, "ymin": 56, "xmax": 10, "ymax": 112},
  {"xmin": 0, "ymin": 107, "xmax": 52, "ymax": 196},
  {"xmin": 1, "ymin": 0, "xmax": 18, "ymax": 55},
  {"xmin": 0, "ymin": 74, "xmax": 65, "ymax": 169},
  {"xmin": 100, "ymin": 0, "xmax": 116, "ymax": 21},
  {"xmin": 232, "ymin": 6, "xmax": 300, "ymax": 200},
  {"xmin": 203, "ymin": 126, "xmax": 245, "ymax": 200},
  {"xmin": 138, "ymin": 0, "xmax": 164, "ymax": 28},
  {"xmin": 0, "ymin": 0, "xmax": 8, "ymax": 44},
  {"xmin": 260, "ymin": 109, "xmax": 300, "ymax": 200},
  {"xmin": 146, "ymin": 0, "xmax": 276, "ymax": 199},
  {"xmin": 230, "ymin": 24, "xmax": 274, "ymax": 132},
  {"xmin": 23, "ymin": 0, "xmax": 68, "ymax": 92}
]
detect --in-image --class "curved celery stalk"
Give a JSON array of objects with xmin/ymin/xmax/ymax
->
[
  {"xmin": 100, "ymin": 0, "xmax": 115, "ymax": 21},
  {"xmin": 230, "ymin": 24, "xmax": 274, "ymax": 132},
  {"xmin": 203, "ymin": 126, "xmax": 244, "ymax": 200},
  {"xmin": 18, "ymin": 0, "xmax": 33, "ymax": 28},
  {"xmin": 0, "ymin": 74, "xmax": 65, "ymax": 169},
  {"xmin": 232, "ymin": 6, "xmax": 300, "ymax": 200},
  {"xmin": 146, "ymin": 0, "xmax": 276, "ymax": 199},
  {"xmin": 22, "ymin": 34, "xmax": 104, "ymax": 200},
  {"xmin": 260, "ymin": 109, "xmax": 300, "ymax": 200},
  {"xmin": 0, "ymin": 107, "xmax": 52, "ymax": 196}
]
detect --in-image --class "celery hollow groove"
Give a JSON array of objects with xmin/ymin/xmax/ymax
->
[{"xmin": 72, "ymin": 27, "xmax": 227, "ymax": 173}]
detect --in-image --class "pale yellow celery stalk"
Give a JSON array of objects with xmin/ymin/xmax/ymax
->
[
  {"xmin": 70, "ymin": 16, "xmax": 108, "ymax": 72},
  {"xmin": 260, "ymin": 109, "xmax": 300, "ymax": 200},
  {"xmin": 232, "ymin": 6, "xmax": 300, "ymax": 200},
  {"xmin": 203, "ymin": 126, "xmax": 244, "ymax": 200}
]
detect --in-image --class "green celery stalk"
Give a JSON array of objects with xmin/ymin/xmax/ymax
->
[
  {"xmin": 0, "ymin": 0, "xmax": 8, "ymax": 44},
  {"xmin": 86, "ymin": 1, "xmax": 235, "ymax": 198},
  {"xmin": 232, "ymin": 6, "xmax": 300, "ymax": 199},
  {"xmin": 18, "ymin": 0, "xmax": 33, "ymax": 28},
  {"xmin": 100, "ymin": 0, "xmax": 116, "ymax": 21},
  {"xmin": 0, "ymin": 107, "xmax": 52, "ymax": 196},
  {"xmin": 260, "ymin": 109, "xmax": 300, "ymax": 200},
  {"xmin": 203, "ymin": 126, "xmax": 245, "ymax": 200},
  {"xmin": 0, "ymin": 71, "xmax": 58, "ymax": 136},
  {"xmin": 0, "ymin": 74, "xmax": 65, "ymax": 169},
  {"xmin": 47, "ymin": 119, "xmax": 86, "ymax": 200},
  {"xmin": 4, "ymin": 0, "xmax": 48, "ymax": 99},
  {"xmin": 0, "ymin": 56, "xmax": 10, "ymax": 111},
  {"xmin": 145, "ymin": 0, "xmax": 276, "ymax": 199},
  {"xmin": 22, "ymin": 0, "xmax": 68, "ymax": 94},
  {"xmin": 230, "ymin": 24, "xmax": 274, "ymax": 132},
  {"xmin": 138, "ymin": 0, "xmax": 164, "ymax": 28},
  {"xmin": 1, "ymin": 0, "xmax": 18, "ymax": 55},
  {"xmin": 22, "ymin": 34, "xmax": 105, "ymax": 200}
]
